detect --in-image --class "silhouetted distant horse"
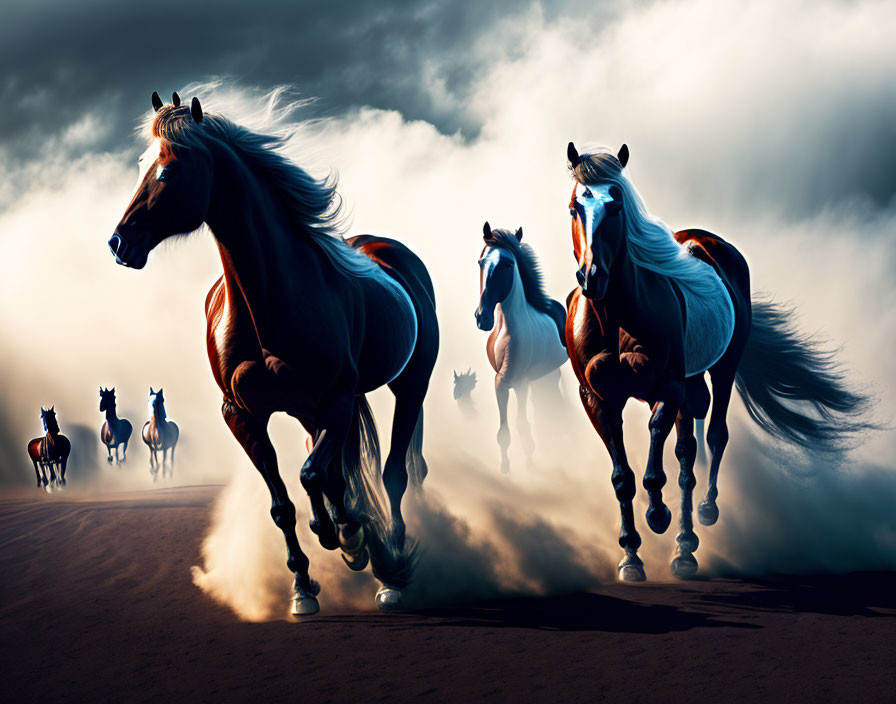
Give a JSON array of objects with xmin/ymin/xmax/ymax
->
[
  {"xmin": 142, "ymin": 387, "xmax": 179, "ymax": 480},
  {"xmin": 565, "ymin": 142, "xmax": 872, "ymax": 581},
  {"xmin": 100, "ymin": 387, "xmax": 133, "ymax": 465},
  {"xmin": 476, "ymin": 223, "xmax": 568, "ymax": 472},
  {"xmin": 109, "ymin": 92, "xmax": 438, "ymax": 615},
  {"xmin": 27, "ymin": 407, "xmax": 70, "ymax": 490}
]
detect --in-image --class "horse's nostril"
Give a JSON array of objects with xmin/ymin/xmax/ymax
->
[
  {"xmin": 109, "ymin": 234, "xmax": 124, "ymax": 256},
  {"xmin": 576, "ymin": 269, "xmax": 586, "ymax": 286},
  {"xmin": 590, "ymin": 265, "xmax": 597, "ymax": 277}
]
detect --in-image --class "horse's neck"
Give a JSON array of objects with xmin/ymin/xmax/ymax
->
[
  {"xmin": 204, "ymin": 148, "xmax": 331, "ymax": 339},
  {"xmin": 153, "ymin": 406, "xmax": 166, "ymax": 426},
  {"xmin": 104, "ymin": 405, "xmax": 118, "ymax": 424},
  {"xmin": 603, "ymin": 247, "xmax": 643, "ymax": 323},
  {"xmin": 496, "ymin": 267, "xmax": 529, "ymax": 331}
]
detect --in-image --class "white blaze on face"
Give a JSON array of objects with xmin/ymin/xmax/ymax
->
[
  {"xmin": 131, "ymin": 139, "xmax": 162, "ymax": 199},
  {"xmin": 575, "ymin": 182, "xmax": 615, "ymax": 247}
]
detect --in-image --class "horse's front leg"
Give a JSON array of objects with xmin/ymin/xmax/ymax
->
[
  {"xmin": 495, "ymin": 376, "xmax": 511, "ymax": 474},
  {"xmin": 699, "ymin": 367, "xmax": 735, "ymax": 526},
  {"xmin": 643, "ymin": 391, "xmax": 681, "ymax": 534},
  {"xmin": 107, "ymin": 445, "xmax": 114, "ymax": 465},
  {"xmin": 222, "ymin": 400, "xmax": 318, "ymax": 616},
  {"xmin": 579, "ymin": 385, "xmax": 644, "ymax": 581},
  {"xmin": 514, "ymin": 380, "xmax": 535, "ymax": 465},
  {"xmin": 300, "ymin": 393, "xmax": 354, "ymax": 552},
  {"xmin": 671, "ymin": 412, "xmax": 699, "ymax": 578}
]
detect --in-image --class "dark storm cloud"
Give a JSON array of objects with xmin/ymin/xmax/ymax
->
[{"xmin": 0, "ymin": 0, "xmax": 553, "ymax": 160}]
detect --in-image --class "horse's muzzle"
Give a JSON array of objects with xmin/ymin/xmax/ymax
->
[
  {"xmin": 578, "ymin": 265, "xmax": 609, "ymax": 300},
  {"xmin": 474, "ymin": 305, "xmax": 494, "ymax": 332},
  {"xmin": 109, "ymin": 232, "xmax": 147, "ymax": 269}
]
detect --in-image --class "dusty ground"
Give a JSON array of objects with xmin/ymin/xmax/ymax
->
[{"xmin": 1, "ymin": 486, "xmax": 894, "ymax": 703}]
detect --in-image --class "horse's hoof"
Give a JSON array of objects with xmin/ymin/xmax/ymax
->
[
  {"xmin": 339, "ymin": 525, "xmax": 369, "ymax": 571},
  {"xmin": 290, "ymin": 594, "xmax": 320, "ymax": 617},
  {"xmin": 697, "ymin": 500, "xmax": 719, "ymax": 526},
  {"xmin": 618, "ymin": 563, "xmax": 646, "ymax": 582},
  {"xmin": 107, "ymin": 457, "xmax": 113, "ymax": 465},
  {"xmin": 375, "ymin": 586, "xmax": 405, "ymax": 612},
  {"xmin": 646, "ymin": 504, "xmax": 672, "ymax": 534},
  {"xmin": 671, "ymin": 553, "xmax": 699, "ymax": 580}
]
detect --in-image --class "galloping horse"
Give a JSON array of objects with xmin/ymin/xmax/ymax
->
[
  {"xmin": 109, "ymin": 92, "xmax": 438, "ymax": 615},
  {"xmin": 27, "ymin": 407, "xmax": 71, "ymax": 490},
  {"xmin": 565, "ymin": 142, "xmax": 870, "ymax": 581},
  {"xmin": 475, "ymin": 223, "xmax": 568, "ymax": 472},
  {"xmin": 142, "ymin": 387, "xmax": 179, "ymax": 480},
  {"xmin": 100, "ymin": 387, "xmax": 133, "ymax": 465}
]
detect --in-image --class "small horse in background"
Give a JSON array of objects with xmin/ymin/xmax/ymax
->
[
  {"xmin": 142, "ymin": 387, "xmax": 179, "ymax": 480},
  {"xmin": 453, "ymin": 368, "xmax": 477, "ymax": 415},
  {"xmin": 27, "ymin": 407, "xmax": 71, "ymax": 490},
  {"xmin": 475, "ymin": 223, "xmax": 568, "ymax": 472},
  {"xmin": 565, "ymin": 142, "xmax": 872, "ymax": 581},
  {"xmin": 100, "ymin": 387, "xmax": 133, "ymax": 465}
]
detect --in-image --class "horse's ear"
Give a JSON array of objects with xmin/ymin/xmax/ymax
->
[
  {"xmin": 482, "ymin": 221, "xmax": 491, "ymax": 241},
  {"xmin": 50, "ymin": 406, "xmax": 54, "ymax": 412},
  {"xmin": 567, "ymin": 142, "xmax": 580, "ymax": 167},
  {"xmin": 515, "ymin": 227, "xmax": 523, "ymax": 242},
  {"xmin": 149, "ymin": 386, "xmax": 154, "ymax": 395},
  {"xmin": 617, "ymin": 144, "xmax": 629, "ymax": 168},
  {"xmin": 453, "ymin": 370, "xmax": 458, "ymax": 380},
  {"xmin": 191, "ymin": 97, "xmax": 203, "ymax": 123},
  {"xmin": 172, "ymin": 92, "xmax": 181, "ymax": 107},
  {"xmin": 151, "ymin": 91, "xmax": 163, "ymax": 112}
]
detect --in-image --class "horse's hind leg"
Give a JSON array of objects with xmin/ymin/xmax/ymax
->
[
  {"xmin": 32, "ymin": 460, "xmax": 42, "ymax": 488},
  {"xmin": 699, "ymin": 367, "xmax": 736, "ymax": 526},
  {"xmin": 222, "ymin": 401, "xmax": 318, "ymax": 615},
  {"xmin": 107, "ymin": 445, "xmax": 114, "ymax": 465},
  {"xmin": 671, "ymin": 412, "xmax": 699, "ymax": 578},
  {"xmin": 382, "ymin": 389, "xmax": 426, "ymax": 550},
  {"xmin": 514, "ymin": 381, "xmax": 535, "ymax": 466},
  {"xmin": 580, "ymin": 386, "xmax": 644, "ymax": 581},
  {"xmin": 495, "ymin": 377, "xmax": 511, "ymax": 474}
]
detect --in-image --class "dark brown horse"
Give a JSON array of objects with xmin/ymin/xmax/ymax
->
[
  {"xmin": 27, "ymin": 407, "xmax": 71, "ymax": 490},
  {"xmin": 142, "ymin": 387, "xmax": 178, "ymax": 479},
  {"xmin": 565, "ymin": 142, "xmax": 871, "ymax": 581},
  {"xmin": 100, "ymin": 387, "xmax": 133, "ymax": 465},
  {"xmin": 109, "ymin": 92, "xmax": 439, "ymax": 615}
]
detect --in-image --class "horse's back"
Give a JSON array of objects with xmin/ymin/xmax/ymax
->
[{"xmin": 348, "ymin": 235, "xmax": 439, "ymax": 391}]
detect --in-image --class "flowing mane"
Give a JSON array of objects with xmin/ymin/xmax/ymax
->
[
  {"xmin": 147, "ymin": 104, "xmax": 380, "ymax": 278},
  {"xmin": 483, "ymin": 228, "xmax": 555, "ymax": 314},
  {"xmin": 571, "ymin": 149, "xmax": 723, "ymax": 304}
]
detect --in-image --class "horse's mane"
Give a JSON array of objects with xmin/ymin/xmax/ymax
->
[
  {"xmin": 147, "ymin": 104, "xmax": 379, "ymax": 279},
  {"xmin": 572, "ymin": 150, "xmax": 722, "ymax": 303},
  {"xmin": 151, "ymin": 397, "xmax": 167, "ymax": 422},
  {"xmin": 484, "ymin": 229, "xmax": 555, "ymax": 314}
]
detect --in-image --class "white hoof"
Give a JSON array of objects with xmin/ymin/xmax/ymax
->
[
  {"xmin": 375, "ymin": 586, "xmax": 404, "ymax": 612},
  {"xmin": 290, "ymin": 594, "xmax": 320, "ymax": 617},
  {"xmin": 618, "ymin": 561, "xmax": 646, "ymax": 582}
]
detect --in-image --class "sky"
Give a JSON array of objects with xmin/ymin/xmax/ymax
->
[{"xmin": 1, "ymin": 0, "xmax": 895, "ymax": 616}]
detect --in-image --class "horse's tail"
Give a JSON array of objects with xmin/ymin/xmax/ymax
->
[
  {"xmin": 342, "ymin": 395, "xmax": 416, "ymax": 588},
  {"xmin": 406, "ymin": 409, "xmax": 428, "ymax": 488},
  {"xmin": 734, "ymin": 298, "xmax": 874, "ymax": 453}
]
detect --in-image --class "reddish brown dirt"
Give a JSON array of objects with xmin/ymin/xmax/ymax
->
[{"xmin": 1, "ymin": 486, "xmax": 894, "ymax": 703}]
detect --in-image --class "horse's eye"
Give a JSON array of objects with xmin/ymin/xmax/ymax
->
[
  {"xmin": 582, "ymin": 188, "xmax": 593, "ymax": 199},
  {"xmin": 156, "ymin": 163, "xmax": 178, "ymax": 181}
]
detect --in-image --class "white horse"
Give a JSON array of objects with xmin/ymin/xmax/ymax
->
[{"xmin": 475, "ymin": 223, "xmax": 569, "ymax": 472}]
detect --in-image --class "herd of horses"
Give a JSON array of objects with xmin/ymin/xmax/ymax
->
[
  {"xmin": 28, "ymin": 387, "xmax": 179, "ymax": 489},
  {"xmin": 89, "ymin": 91, "xmax": 871, "ymax": 615}
]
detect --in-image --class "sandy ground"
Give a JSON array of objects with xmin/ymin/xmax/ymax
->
[{"xmin": 1, "ymin": 485, "xmax": 895, "ymax": 703}]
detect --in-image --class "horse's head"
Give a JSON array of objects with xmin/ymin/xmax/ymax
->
[
  {"xmin": 109, "ymin": 92, "xmax": 213, "ymax": 269},
  {"xmin": 453, "ymin": 368, "xmax": 477, "ymax": 400},
  {"xmin": 148, "ymin": 387, "xmax": 165, "ymax": 416},
  {"xmin": 567, "ymin": 142, "xmax": 629, "ymax": 300},
  {"xmin": 41, "ymin": 406, "xmax": 59, "ymax": 434},
  {"xmin": 475, "ymin": 222, "xmax": 521, "ymax": 331},
  {"xmin": 99, "ymin": 387, "xmax": 116, "ymax": 412}
]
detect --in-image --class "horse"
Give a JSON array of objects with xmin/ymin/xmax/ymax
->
[
  {"xmin": 564, "ymin": 142, "xmax": 872, "ymax": 581},
  {"xmin": 142, "ymin": 387, "xmax": 179, "ymax": 480},
  {"xmin": 453, "ymin": 368, "xmax": 477, "ymax": 416},
  {"xmin": 27, "ymin": 407, "xmax": 71, "ymax": 490},
  {"xmin": 109, "ymin": 92, "xmax": 439, "ymax": 615},
  {"xmin": 100, "ymin": 387, "xmax": 133, "ymax": 465},
  {"xmin": 475, "ymin": 223, "xmax": 568, "ymax": 472}
]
